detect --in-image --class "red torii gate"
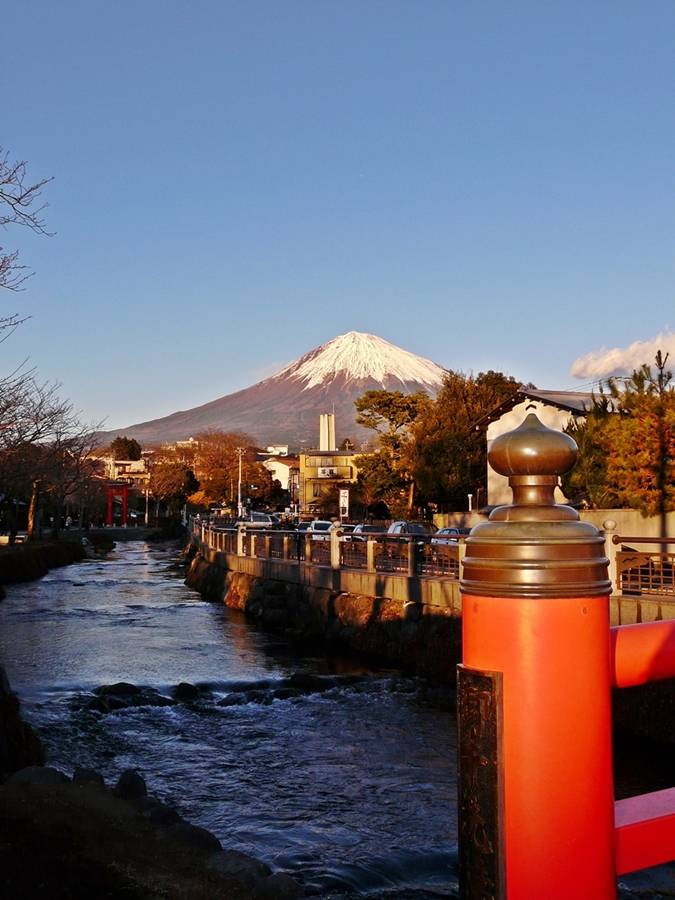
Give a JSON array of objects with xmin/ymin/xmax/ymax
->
[{"xmin": 104, "ymin": 480, "xmax": 133, "ymax": 527}]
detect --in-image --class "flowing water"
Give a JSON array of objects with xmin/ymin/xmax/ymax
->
[
  {"xmin": 0, "ymin": 541, "xmax": 458, "ymax": 898},
  {"xmin": 3, "ymin": 539, "xmax": 675, "ymax": 898}
]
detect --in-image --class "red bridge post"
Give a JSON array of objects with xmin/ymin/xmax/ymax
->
[{"xmin": 458, "ymin": 413, "xmax": 615, "ymax": 899}]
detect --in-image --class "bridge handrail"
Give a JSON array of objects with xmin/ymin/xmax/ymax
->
[
  {"xmin": 612, "ymin": 534, "xmax": 675, "ymax": 545},
  {"xmin": 188, "ymin": 515, "xmax": 463, "ymax": 580}
]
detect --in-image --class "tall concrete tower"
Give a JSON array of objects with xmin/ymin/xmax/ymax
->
[{"xmin": 319, "ymin": 413, "xmax": 336, "ymax": 452}]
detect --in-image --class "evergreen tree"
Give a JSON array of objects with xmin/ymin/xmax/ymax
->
[
  {"xmin": 561, "ymin": 390, "xmax": 618, "ymax": 509},
  {"xmin": 109, "ymin": 437, "xmax": 142, "ymax": 460},
  {"xmin": 563, "ymin": 352, "xmax": 675, "ymax": 526},
  {"xmin": 353, "ymin": 389, "xmax": 431, "ymax": 517},
  {"xmin": 407, "ymin": 370, "xmax": 522, "ymax": 510}
]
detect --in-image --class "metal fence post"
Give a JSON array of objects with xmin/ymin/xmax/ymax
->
[
  {"xmin": 457, "ymin": 540, "xmax": 467, "ymax": 582},
  {"xmin": 407, "ymin": 536, "xmax": 416, "ymax": 577},
  {"xmin": 602, "ymin": 519, "xmax": 618, "ymax": 592},
  {"xmin": 331, "ymin": 528, "xmax": 341, "ymax": 569},
  {"xmin": 366, "ymin": 538, "xmax": 376, "ymax": 573}
]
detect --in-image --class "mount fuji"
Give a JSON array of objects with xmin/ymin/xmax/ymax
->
[{"xmin": 105, "ymin": 332, "xmax": 447, "ymax": 447}]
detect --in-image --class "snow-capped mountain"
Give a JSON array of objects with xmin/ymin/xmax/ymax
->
[
  {"xmin": 104, "ymin": 332, "xmax": 447, "ymax": 447},
  {"xmin": 270, "ymin": 332, "xmax": 446, "ymax": 391}
]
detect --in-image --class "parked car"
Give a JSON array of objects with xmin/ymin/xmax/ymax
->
[
  {"xmin": 335, "ymin": 523, "xmax": 355, "ymax": 535},
  {"xmin": 307, "ymin": 520, "xmax": 334, "ymax": 541},
  {"xmin": 295, "ymin": 521, "xmax": 312, "ymax": 534},
  {"xmin": 239, "ymin": 512, "xmax": 282, "ymax": 529},
  {"xmin": 431, "ymin": 526, "xmax": 471, "ymax": 545},
  {"xmin": 349, "ymin": 524, "xmax": 388, "ymax": 542},
  {"xmin": 387, "ymin": 521, "xmax": 437, "ymax": 536}
]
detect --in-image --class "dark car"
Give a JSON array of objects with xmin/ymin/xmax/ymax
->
[
  {"xmin": 350, "ymin": 524, "xmax": 388, "ymax": 542},
  {"xmin": 387, "ymin": 521, "xmax": 437, "ymax": 536},
  {"xmin": 431, "ymin": 526, "xmax": 471, "ymax": 545}
]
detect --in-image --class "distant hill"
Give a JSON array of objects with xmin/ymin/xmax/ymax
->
[{"xmin": 102, "ymin": 332, "xmax": 447, "ymax": 447}]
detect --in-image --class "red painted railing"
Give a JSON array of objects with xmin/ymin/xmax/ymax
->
[{"xmin": 611, "ymin": 619, "xmax": 675, "ymax": 875}]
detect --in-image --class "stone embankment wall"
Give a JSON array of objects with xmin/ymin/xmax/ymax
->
[
  {"xmin": 184, "ymin": 543, "xmax": 462, "ymax": 684},
  {"xmin": 0, "ymin": 541, "xmax": 87, "ymax": 599}
]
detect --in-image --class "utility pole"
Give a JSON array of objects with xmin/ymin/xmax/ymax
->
[{"xmin": 236, "ymin": 447, "xmax": 245, "ymax": 520}]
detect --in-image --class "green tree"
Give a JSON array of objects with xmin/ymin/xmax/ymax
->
[
  {"xmin": 407, "ymin": 370, "xmax": 523, "ymax": 510},
  {"xmin": 109, "ymin": 437, "xmax": 142, "ymax": 460},
  {"xmin": 353, "ymin": 389, "xmax": 431, "ymax": 517},
  {"xmin": 561, "ymin": 390, "xmax": 619, "ymax": 509},
  {"xmin": 355, "ymin": 390, "xmax": 431, "ymax": 458},
  {"xmin": 563, "ymin": 352, "xmax": 675, "ymax": 529},
  {"xmin": 351, "ymin": 451, "xmax": 409, "ymax": 519}
]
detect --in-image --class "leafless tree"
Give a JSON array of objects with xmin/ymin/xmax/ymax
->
[
  {"xmin": 0, "ymin": 373, "xmax": 71, "ymax": 447},
  {"xmin": 1, "ymin": 148, "xmax": 54, "ymax": 297},
  {"xmin": 0, "ymin": 375, "xmax": 103, "ymax": 538},
  {"xmin": 149, "ymin": 460, "xmax": 199, "ymax": 518},
  {"xmin": 40, "ymin": 425, "xmax": 103, "ymax": 539},
  {"xmin": 0, "ymin": 146, "xmax": 54, "ymax": 356}
]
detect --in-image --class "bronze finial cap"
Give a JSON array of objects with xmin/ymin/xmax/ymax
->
[
  {"xmin": 461, "ymin": 412, "xmax": 610, "ymax": 599},
  {"xmin": 489, "ymin": 412, "xmax": 578, "ymax": 478}
]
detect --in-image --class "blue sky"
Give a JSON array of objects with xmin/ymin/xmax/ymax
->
[{"xmin": 2, "ymin": 1, "xmax": 673, "ymax": 430}]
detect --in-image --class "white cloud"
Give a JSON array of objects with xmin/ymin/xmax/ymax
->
[
  {"xmin": 570, "ymin": 331, "xmax": 675, "ymax": 380},
  {"xmin": 250, "ymin": 360, "xmax": 290, "ymax": 381}
]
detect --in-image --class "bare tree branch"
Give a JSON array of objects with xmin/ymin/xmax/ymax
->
[{"xmin": 0, "ymin": 147, "xmax": 54, "ymax": 294}]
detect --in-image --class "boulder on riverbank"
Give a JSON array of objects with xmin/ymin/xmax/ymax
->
[
  {"xmin": 0, "ymin": 663, "xmax": 45, "ymax": 780},
  {"xmin": 0, "ymin": 763, "xmax": 305, "ymax": 900},
  {"xmin": 0, "ymin": 775, "xmax": 249, "ymax": 900}
]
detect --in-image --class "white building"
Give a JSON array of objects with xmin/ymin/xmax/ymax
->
[
  {"xmin": 262, "ymin": 456, "xmax": 298, "ymax": 492},
  {"xmin": 473, "ymin": 389, "xmax": 593, "ymax": 507}
]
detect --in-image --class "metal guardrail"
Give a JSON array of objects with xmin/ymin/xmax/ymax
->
[
  {"xmin": 193, "ymin": 520, "xmax": 675, "ymax": 597},
  {"xmin": 189, "ymin": 517, "xmax": 463, "ymax": 580},
  {"xmin": 611, "ymin": 535, "xmax": 675, "ymax": 597}
]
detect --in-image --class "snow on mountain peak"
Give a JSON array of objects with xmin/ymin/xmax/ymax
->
[{"xmin": 268, "ymin": 332, "xmax": 446, "ymax": 390}]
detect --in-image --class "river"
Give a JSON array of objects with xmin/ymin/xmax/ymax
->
[
  {"xmin": 0, "ymin": 540, "xmax": 458, "ymax": 899},
  {"xmin": 2, "ymin": 539, "xmax": 675, "ymax": 899}
]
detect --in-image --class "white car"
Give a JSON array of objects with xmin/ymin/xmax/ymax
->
[{"xmin": 306, "ymin": 520, "xmax": 334, "ymax": 541}]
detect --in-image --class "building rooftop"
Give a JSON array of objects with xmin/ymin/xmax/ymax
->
[{"xmin": 472, "ymin": 389, "xmax": 594, "ymax": 432}]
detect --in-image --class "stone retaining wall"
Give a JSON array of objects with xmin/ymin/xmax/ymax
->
[
  {"xmin": 184, "ymin": 537, "xmax": 675, "ymax": 742},
  {"xmin": 0, "ymin": 541, "xmax": 87, "ymax": 599},
  {"xmin": 184, "ymin": 544, "xmax": 462, "ymax": 683}
]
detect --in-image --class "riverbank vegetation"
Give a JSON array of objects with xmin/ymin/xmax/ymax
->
[{"xmin": 0, "ymin": 540, "xmax": 86, "ymax": 594}]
